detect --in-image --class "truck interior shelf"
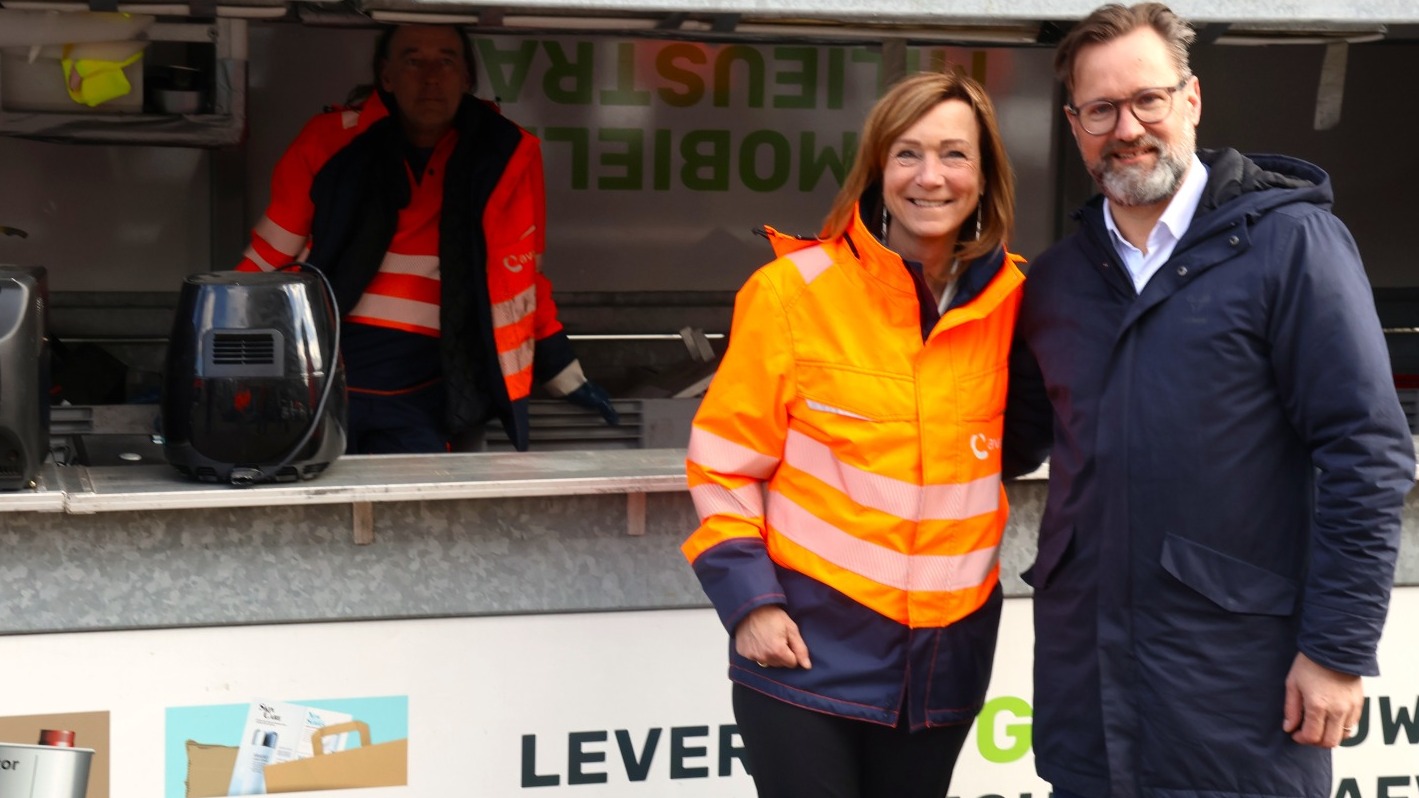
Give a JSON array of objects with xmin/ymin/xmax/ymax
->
[{"xmin": 0, "ymin": 18, "xmax": 246, "ymax": 147}]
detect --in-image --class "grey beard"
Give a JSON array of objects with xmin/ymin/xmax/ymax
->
[{"xmin": 1091, "ymin": 134, "xmax": 1193, "ymax": 207}]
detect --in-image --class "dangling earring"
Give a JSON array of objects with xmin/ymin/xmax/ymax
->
[
  {"xmin": 975, "ymin": 197, "xmax": 984, "ymax": 240},
  {"xmin": 881, "ymin": 206, "xmax": 890, "ymax": 241}
]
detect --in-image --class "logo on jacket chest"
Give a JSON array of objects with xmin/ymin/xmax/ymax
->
[
  {"xmin": 970, "ymin": 433, "xmax": 1001, "ymax": 460},
  {"xmin": 1179, "ymin": 290, "xmax": 1214, "ymax": 324},
  {"xmin": 503, "ymin": 250, "xmax": 537, "ymax": 273}
]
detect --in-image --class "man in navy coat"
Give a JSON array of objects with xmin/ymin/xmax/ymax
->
[{"xmin": 1005, "ymin": 3, "xmax": 1416, "ymax": 797}]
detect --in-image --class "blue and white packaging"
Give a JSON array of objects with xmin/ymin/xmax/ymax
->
[{"xmin": 226, "ymin": 700, "xmax": 353, "ymax": 795}]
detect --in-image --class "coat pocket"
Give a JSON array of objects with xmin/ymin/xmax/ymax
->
[
  {"xmin": 956, "ymin": 363, "xmax": 1008, "ymax": 421},
  {"xmin": 797, "ymin": 363, "xmax": 915, "ymax": 423},
  {"xmin": 1160, "ymin": 533, "xmax": 1298, "ymax": 616},
  {"xmin": 1022, "ymin": 524, "xmax": 1074, "ymax": 590},
  {"xmin": 923, "ymin": 585, "xmax": 1003, "ymax": 724}
]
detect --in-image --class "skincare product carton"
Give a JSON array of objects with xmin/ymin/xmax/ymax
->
[{"xmin": 225, "ymin": 700, "xmax": 352, "ymax": 796}]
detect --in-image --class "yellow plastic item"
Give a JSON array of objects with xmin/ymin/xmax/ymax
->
[{"xmin": 60, "ymin": 45, "xmax": 142, "ymax": 107}]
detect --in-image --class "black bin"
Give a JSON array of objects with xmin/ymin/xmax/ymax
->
[{"xmin": 162, "ymin": 269, "xmax": 346, "ymax": 485}]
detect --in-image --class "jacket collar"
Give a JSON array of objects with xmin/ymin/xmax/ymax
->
[
  {"xmin": 758, "ymin": 200, "xmax": 1023, "ymax": 317},
  {"xmin": 354, "ymin": 90, "xmax": 494, "ymax": 146},
  {"xmin": 1076, "ymin": 148, "xmax": 1331, "ymax": 246},
  {"xmin": 848, "ymin": 200, "xmax": 1019, "ymax": 316}
]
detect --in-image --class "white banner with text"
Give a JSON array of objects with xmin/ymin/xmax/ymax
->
[{"xmin": 0, "ymin": 591, "xmax": 1414, "ymax": 797}]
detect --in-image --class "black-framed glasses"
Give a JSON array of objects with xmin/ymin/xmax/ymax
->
[{"xmin": 1066, "ymin": 77, "xmax": 1190, "ymax": 136}]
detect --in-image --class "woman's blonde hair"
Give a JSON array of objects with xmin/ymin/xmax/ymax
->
[{"xmin": 821, "ymin": 70, "xmax": 1015, "ymax": 263}]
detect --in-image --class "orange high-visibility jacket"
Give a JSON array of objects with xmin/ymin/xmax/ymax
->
[
  {"xmin": 683, "ymin": 206, "xmax": 1025, "ymax": 728},
  {"xmin": 238, "ymin": 93, "xmax": 582, "ymax": 446}
]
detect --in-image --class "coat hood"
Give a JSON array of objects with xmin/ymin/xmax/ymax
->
[{"xmin": 1075, "ymin": 148, "xmax": 1332, "ymax": 245}]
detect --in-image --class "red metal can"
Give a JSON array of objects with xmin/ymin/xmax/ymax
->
[{"xmin": 38, "ymin": 729, "xmax": 76, "ymax": 747}]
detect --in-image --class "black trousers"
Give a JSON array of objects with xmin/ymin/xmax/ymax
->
[
  {"xmin": 346, "ymin": 379, "xmax": 449, "ymax": 454},
  {"xmin": 732, "ymin": 684, "xmax": 973, "ymax": 798}
]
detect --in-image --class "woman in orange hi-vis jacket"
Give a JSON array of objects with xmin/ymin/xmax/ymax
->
[{"xmin": 682, "ymin": 71, "xmax": 1025, "ymax": 798}]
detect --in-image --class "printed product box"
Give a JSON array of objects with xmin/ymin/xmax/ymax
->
[{"xmin": 225, "ymin": 701, "xmax": 352, "ymax": 796}]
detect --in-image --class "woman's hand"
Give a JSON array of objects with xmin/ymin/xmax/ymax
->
[{"xmin": 734, "ymin": 605, "xmax": 812, "ymax": 669}]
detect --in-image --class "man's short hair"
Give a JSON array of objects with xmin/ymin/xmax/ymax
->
[{"xmin": 1054, "ymin": 3, "xmax": 1195, "ymax": 102}]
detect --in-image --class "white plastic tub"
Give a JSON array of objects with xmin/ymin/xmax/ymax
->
[{"xmin": 0, "ymin": 742, "xmax": 93, "ymax": 798}]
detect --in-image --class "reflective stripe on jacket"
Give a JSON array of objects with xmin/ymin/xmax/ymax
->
[
  {"xmin": 684, "ymin": 205, "xmax": 1025, "ymax": 728},
  {"xmin": 237, "ymin": 92, "xmax": 556, "ymax": 407}
]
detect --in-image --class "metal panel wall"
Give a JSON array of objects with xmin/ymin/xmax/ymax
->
[
  {"xmin": 243, "ymin": 24, "xmax": 1060, "ymax": 294},
  {"xmin": 2, "ymin": 26, "xmax": 1414, "ymax": 305}
]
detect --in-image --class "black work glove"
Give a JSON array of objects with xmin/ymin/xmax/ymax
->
[{"xmin": 565, "ymin": 380, "xmax": 620, "ymax": 426}]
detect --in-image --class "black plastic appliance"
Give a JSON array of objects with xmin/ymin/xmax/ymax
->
[
  {"xmin": 0, "ymin": 265, "xmax": 49, "ymax": 490},
  {"xmin": 162, "ymin": 268, "xmax": 345, "ymax": 485}
]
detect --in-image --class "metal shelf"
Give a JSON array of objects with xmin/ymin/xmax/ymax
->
[{"xmin": 0, "ymin": 19, "xmax": 246, "ymax": 148}]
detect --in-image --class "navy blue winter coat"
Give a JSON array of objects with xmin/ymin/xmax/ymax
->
[{"xmin": 1005, "ymin": 149, "xmax": 1415, "ymax": 798}]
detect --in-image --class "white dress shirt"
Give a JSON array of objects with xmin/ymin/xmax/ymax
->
[{"xmin": 1103, "ymin": 154, "xmax": 1208, "ymax": 293}]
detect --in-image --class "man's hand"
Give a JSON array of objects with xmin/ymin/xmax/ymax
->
[
  {"xmin": 565, "ymin": 380, "xmax": 619, "ymax": 426},
  {"xmin": 734, "ymin": 605, "xmax": 812, "ymax": 669},
  {"xmin": 1282, "ymin": 651, "xmax": 1363, "ymax": 748}
]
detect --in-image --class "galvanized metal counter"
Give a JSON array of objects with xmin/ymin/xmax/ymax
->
[{"xmin": 0, "ymin": 450, "xmax": 1415, "ymax": 636}]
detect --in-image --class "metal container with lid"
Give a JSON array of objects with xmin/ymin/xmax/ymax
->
[{"xmin": 0, "ymin": 740, "xmax": 93, "ymax": 798}]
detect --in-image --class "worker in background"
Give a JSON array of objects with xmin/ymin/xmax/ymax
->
[{"xmin": 238, "ymin": 24, "xmax": 617, "ymax": 453}]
